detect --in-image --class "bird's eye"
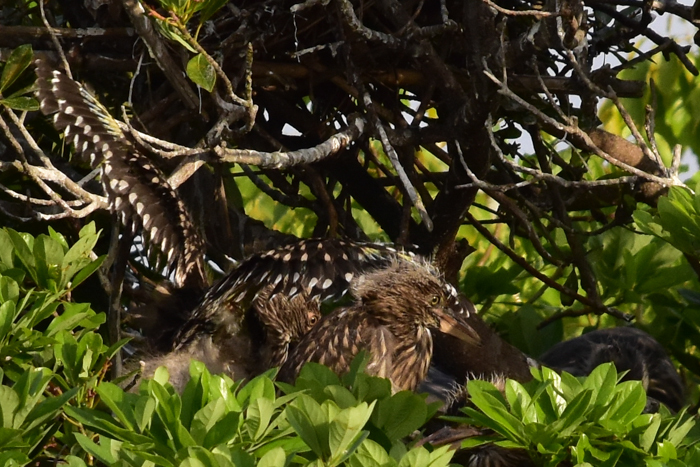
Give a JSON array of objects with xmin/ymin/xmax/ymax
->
[
  {"xmin": 430, "ymin": 295, "xmax": 441, "ymax": 305},
  {"xmin": 309, "ymin": 315, "xmax": 318, "ymax": 325}
]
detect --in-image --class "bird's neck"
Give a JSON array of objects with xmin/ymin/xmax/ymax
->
[{"xmin": 389, "ymin": 323, "xmax": 434, "ymax": 391}]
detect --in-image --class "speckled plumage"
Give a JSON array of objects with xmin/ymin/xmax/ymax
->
[
  {"xmin": 279, "ymin": 259, "xmax": 480, "ymax": 392},
  {"xmin": 252, "ymin": 288, "xmax": 322, "ymax": 369},
  {"xmin": 174, "ymin": 238, "xmax": 413, "ymax": 348},
  {"xmin": 136, "ymin": 285, "xmax": 321, "ymax": 392}
]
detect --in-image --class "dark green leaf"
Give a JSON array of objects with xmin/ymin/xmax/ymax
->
[
  {"xmin": 0, "ymin": 45, "xmax": 33, "ymax": 93},
  {"xmin": 286, "ymin": 394, "xmax": 328, "ymax": 459},
  {"xmin": 0, "ymin": 96, "xmax": 40, "ymax": 111},
  {"xmin": 186, "ymin": 54, "xmax": 216, "ymax": 92},
  {"xmin": 372, "ymin": 391, "xmax": 428, "ymax": 441}
]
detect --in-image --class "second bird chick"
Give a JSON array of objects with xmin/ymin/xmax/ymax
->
[{"xmin": 136, "ymin": 286, "xmax": 321, "ymax": 392}]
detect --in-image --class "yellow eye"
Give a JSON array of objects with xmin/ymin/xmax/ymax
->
[
  {"xmin": 308, "ymin": 315, "xmax": 318, "ymax": 325},
  {"xmin": 430, "ymin": 295, "xmax": 441, "ymax": 306}
]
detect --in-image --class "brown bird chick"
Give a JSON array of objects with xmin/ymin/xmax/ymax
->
[
  {"xmin": 279, "ymin": 259, "xmax": 482, "ymax": 392},
  {"xmin": 251, "ymin": 288, "xmax": 322, "ymax": 370},
  {"xmin": 135, "ymin": 287, "xmax": 321, "ymax": 392}
]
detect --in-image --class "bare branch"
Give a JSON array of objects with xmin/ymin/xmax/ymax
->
[{"xmin": 214, "ymin": 116, "xmax": 365, "ymax": 168}]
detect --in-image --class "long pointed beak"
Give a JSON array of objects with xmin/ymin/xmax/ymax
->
[{"xmin": 434, "ymin": 308, "xmax": 481, "ymax": 346}]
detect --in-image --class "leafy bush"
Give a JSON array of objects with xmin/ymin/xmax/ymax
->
[
  {"xmin": 449, "ymin": 364, "xmax": 700, "ymax": 466},
  {"xmin": 66, "ymin": 359, "xmax": 452, "ymax": 467},
  {"xmin": 0, "ymin": 224, "xmax": 123, "ymax": 464},
  {"xmin": 1, "ymin": 225, "xmax": 700, "ymax": 467}
]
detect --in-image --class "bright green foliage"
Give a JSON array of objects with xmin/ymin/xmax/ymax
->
[
  {"xmin": 634, "ymin": 185, "xmax": 700, "ymax": 259},
  {"xmin": 152, "ymin": 0, "xmax": 228, "ymax": 90},
  {"xmin": 66, "ymin": 358, "xmax": 451, "ymax": 467},
  {"xmin": 187, "ymin": 53, "xmax": 216, "ymax": 92},
  {"xmin": 0, "ymin": 224, "xmax": 125, "ymax": 465},
  {"xmin": 600, "ymin": 54, "xmax": 700, "ymax": 168},
  {"xmin": 447, "ymin": 363, "xmax": 700, "ymax": 466},
  {"xmin": 2, "ymin": 223, "xmax": 700, "ymax": 467}
]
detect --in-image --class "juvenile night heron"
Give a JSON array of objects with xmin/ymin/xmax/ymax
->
[
  {"xmin": 279, "ymin": 259, "xmax": 482, "ymax": 392},
  {"xmin": 137, "ymin": 238, "xmax": 413, "ymax": 391},
  {"xmin": 138, "ymin": 286, "xmax": 322, "ymax": 392}
]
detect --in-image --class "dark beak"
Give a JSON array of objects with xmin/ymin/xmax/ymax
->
[{"xmin": 434, "ymin": 308, "xmax": 481, "ymax": 346}]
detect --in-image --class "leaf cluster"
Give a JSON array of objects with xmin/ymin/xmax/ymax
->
[
  {"xmin": 66, "ymin": 355, "xmax": 451, "ymax": 467},
  {"xmin": 0, "ymin": 224, "xmax": 124, "ymax": 465},
  {"xmin": 449, "ymin": 364, "xmax": 700, "ymax": 466}
]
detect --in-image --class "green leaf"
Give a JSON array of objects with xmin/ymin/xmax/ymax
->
[
  {"xmin": 237, "ymin": 372, "xmax": 276, "ymax": 406},
  {"xmin": 65, "ymin": 405, "xmax": 152, "ymax": 445},
  {"xmin": 0, "ymin": 275, "xmax": 20, "ymax": 304},
  {"xmin": 347, "ymin": 439, "xmax": 396, "ymax": 467},
  {"xmin": 96, "ymin": 382, "xmax": 138, "ymax": 432},
  {"xmin": 666, "ymin": 410, "xmax": 696, "ymax": 447},
  {"xmin": 286, "ymin": 394, "xmax": 328, "ymax": 459},
  {"xmin": 70, "ymin": 255, "xmax": 104, "ymax": 289},
  {"xmin": 0, "ymin": 301, "xmax": 17, "ymax": 342},
  {"xmin": 607, "ymin": 381, "xmax": 647, "ymax": 428},
  {"xmin": 62, "ymin": 229, "xmax": 99, "ymax": 283},
  {"xmin": 583, "ymin": 362, "xmax": 617, "ymax": 408},
  {"xmin": 198, "ymin": 0, "xmax": 228, "ymax": 23},
  {"xmin": 467, "ymin": 379, "xmax": 528, "ymax": 445},
  {"xmin": 23, "ymin": 386, "xmax": 78, "ymax": 431},
  {"xmin": 73, "ymin": 433, "xmax": 117, "ymax": 465},
  {"xmin": 657, "ymin": 440, "xmax": 678, "ymax": 460},
  {"xmin": 0, "ymin": 96, "xmax": 40, "ymax": 111},
  {"xmin": 46, "ymin": 302, "xmax": 94, "ymax": 336},
  {"xmin": 324, "ymin": 385, "xmax": 358, "ymax": 409},
  {"xmin": 257, "ymin": 446, "xmax": 286, "ymax": 467},
  {"xmin": 640, "ymin": 413, "xmax": 661, "ymax": 451},
  {"xmin": 328, "ymin": 402, "xmax": 374, "ymax": 465},
  {"xmin": 202, "ymin": 411, "xmax": 241, "ymax": 448},
  {"xmin": 0, "ymin": 45, "xmax": 33, "ymax": 93},
  {"xmin": 246, "ymin": 396, "xmax": 274, "ymax": 441},
  {"xmin": 551, "ymin": 388, "xmax": 593, "ymax": 437},
  {"xmin": 372, "ymin": 391, "xmax": 428, "ymax": 441},
  {"xmin": 6, "ymin": 229, "xmax": 36, "ymax": 283},
  {"xmin": 505, "ymin": 379, "xmax": 535, "ymax": 424},
  {"xmin": 0, "ymin": 386, "xmax": 20, "ymax": 428},
  {"xmin": 63, "ymin": 456, "xmax": 87, "ymax": 467},
  {"xmin": 186, "ymin": 54, "xmax": 216, "ymax": 92},
  {"xmin": 0, "ymin": 230, "xmax": 13, "ymax": 269}
]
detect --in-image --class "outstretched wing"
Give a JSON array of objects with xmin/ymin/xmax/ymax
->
[
  {"xmin": 174, "ymin": 238, "xmax": 415, "ymax": 347},
  {"xmin": 35, "ymin": 59, "xmax": 206, "ymax": 287}
]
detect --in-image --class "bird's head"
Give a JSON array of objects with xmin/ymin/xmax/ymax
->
[
  {"xmin": 352, "ymin": 259, "xmax": 481, "ymax": 346},
  {"xmin": 254, "ymin": 288, "xmax": 321, "ymax": 343}
]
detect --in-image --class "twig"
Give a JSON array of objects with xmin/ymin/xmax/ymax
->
[
  {"xmin": 122, "ymin": 0, "xmax": 200, "ymax": 110},
  {"xmin": 337, "ymin": 0, "xmax": 402, "ymax": 46},
  {"xmin": 482, "ymin": 61, "xmax": 680, "ymax": 187},
  {"xmin": 363, "ymin": 90, "xmax": 433, "ymax": 231},
  {"xmin": 481, "ymin": 0, "xmax": 558, "ymax": 17},
  {"xmin": 213, "ymin": 115, "xmax": 365, "ymax": 168},
  {"xmin": 465, "ymin": 210, "xmax": 633, "ymax": 322},
  {"xmin": 39, "ymin": 0, "xmax": 71, "ymax": 78}
]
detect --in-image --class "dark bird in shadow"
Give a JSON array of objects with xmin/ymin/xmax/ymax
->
[
  {"xmin": 424, "ymin": 326, "xmax": 685, "ymax": 467},
  {"xmin": 539, "ymin": 326, "xmax": 684, "ymax": 412},
  {"xmin": 279, "ymin": 259, "xmax": 482, "ymax": 392},
  {"xmin": 136, "ymin": 286, "xmax": 321, "ymax": 392}
]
